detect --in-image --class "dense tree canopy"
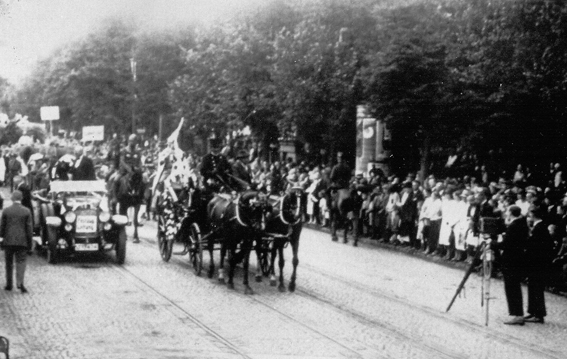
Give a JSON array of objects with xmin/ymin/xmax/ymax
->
[{"xmin": 6, "ymin": 0, "xmax": 567, "ymax": 176}]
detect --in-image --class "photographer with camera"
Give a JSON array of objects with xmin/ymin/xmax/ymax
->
[{"xmin": 491, "ymin": 205, "xmax": 529, "ymax": 325}]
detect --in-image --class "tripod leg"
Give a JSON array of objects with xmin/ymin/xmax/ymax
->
[{"xmin": 446, "ymin": 244, "xmax": 484, "ymax": 312}]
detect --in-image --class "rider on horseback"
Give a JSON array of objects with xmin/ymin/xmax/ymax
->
[
  {"xmin": 119, "ymin": 134, "xmax": 143, "ymax": 178},
  {"xmin": 330, "ymin": 151, "xmax": 352, "ymax": 190}
]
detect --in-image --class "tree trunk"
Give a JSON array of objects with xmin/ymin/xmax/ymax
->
[{"xmin": 419, "ymin": 135, "xmax": 431, "ymax": 182}]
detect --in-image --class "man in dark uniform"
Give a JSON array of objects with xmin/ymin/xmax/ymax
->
[
  {"xmin": 330, "ymin": 152, "xmax": 351, "ymax": 189},
  {"xmin": 200, "ymin": 137, "xmax": 232, "ymax": 192}
]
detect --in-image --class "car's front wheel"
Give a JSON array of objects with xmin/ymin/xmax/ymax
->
[{"xmin": 116, "ymin": 228, "xmax": 127, "ymax": 265}]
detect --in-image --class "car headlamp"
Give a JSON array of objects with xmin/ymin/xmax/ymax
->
[
  {"xmin": 112, "ymin": 215, "xmax": 128, "ymax": 226},
  {"xmin": 64, "ymin": 212, "xmax": 76, "ymax": 223},
  {"xmin": 99, "ymin": 211, "xmax": 111, "ymax": 223}
]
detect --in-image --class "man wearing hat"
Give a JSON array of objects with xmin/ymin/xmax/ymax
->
[
  {"xmin": 201, "ymin": 136, "xmax": 232, "ymax": 192},
  {"xmin": 1, "ymin": 190, "xmax": 33, "ymax": 293}
]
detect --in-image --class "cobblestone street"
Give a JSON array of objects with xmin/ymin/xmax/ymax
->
[{"xmin": 1, "ymin": 207, "xmax": 567, "ymax": 358}]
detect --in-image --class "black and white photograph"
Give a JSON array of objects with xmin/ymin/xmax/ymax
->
[{"xmin": 1, "ymin": 0, "xmax": 567, "ymax": 358}]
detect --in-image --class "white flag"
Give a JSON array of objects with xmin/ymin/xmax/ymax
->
[{"xmin": 167, "ymin": 117, "xmax": 184, "ymax": 157}]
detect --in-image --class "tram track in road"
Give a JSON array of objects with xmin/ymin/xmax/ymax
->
[
  {"xmin": 103, "ymin": 257, "xmax": 253, "ymax": 359},
  {"xmin": 127, "ymin": 237, "xmax": 457, "ymax": 359},
  {"xmin": 129, "ymin": 238, "xmax": 371, "ymax": 359},
  {"xmin": 129, "ymin": 230, "xmax": 561, "ymax": 359},
  {"xmin": 297, "ymin": 262, "xmax": 563, "ymax": 359}
]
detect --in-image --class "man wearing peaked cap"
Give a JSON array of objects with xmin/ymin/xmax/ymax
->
[{"xmin": 200, "ymin": 136, "xmax": 232, "ymax": 192}]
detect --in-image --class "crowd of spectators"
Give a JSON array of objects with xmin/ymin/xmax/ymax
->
[{"xmin": 1, "ymin": 132, "xmax": 566, "ymax": 293}]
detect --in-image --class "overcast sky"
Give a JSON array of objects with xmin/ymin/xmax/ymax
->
[{"xmin": 0, "ymin": 0, "xmax": 261, "ymax": 85}]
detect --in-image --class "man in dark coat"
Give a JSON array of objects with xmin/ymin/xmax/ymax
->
[
  {"xmin": 330, "ymin": 152, "xmax": 351, "ymax": 189},
  {"xmin": 524, "ymin": 206, "xmax": 555, "ymax": 323},
  {"xmin": 231, "ymin": 150, "xmax": 252, "ymax": 190},
  {"xmin": 71, "ymin": 146, "xmax": 96, "ymax": 181},
  {"xmin": 492, "ymin": 205, "xmax": 529, "ymax": 325},
  {"xmin": 200, "ymin": 137, "xmax": 232, "ymax": 192},
  {"xmin": 1, "ymin": 190, "xmax": 33, "ymax": 293}
]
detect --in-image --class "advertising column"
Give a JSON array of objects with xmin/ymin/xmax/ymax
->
[{"xmin": 355, "ymin": 105, "xmax": 376, "ymax": 176}]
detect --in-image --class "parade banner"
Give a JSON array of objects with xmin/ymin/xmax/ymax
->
[{"xmin": 82, "ymin": 126, "xmax": 104, "ymax": 142}]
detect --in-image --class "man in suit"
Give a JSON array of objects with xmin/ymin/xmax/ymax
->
[
  {"xmin": 1, "ymin": 190, "xmax": 33, "ymax": 293},
  {"xmin": 492, "ymin": 205, "xmax": 529, "ymax": 325},
  {"xmin": 71, "ymin": 145, "xmax": 96, "ymax": 181},
  {"xmin": 524, "ymin": 206, "xmax": 555, "ymax": 324}
]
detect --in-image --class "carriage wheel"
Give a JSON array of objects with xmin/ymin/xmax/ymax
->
[
  {"xmin": 157, "ymin": 215, "xmax": 173, "ymax": 262},
  {"xmin": 259, "ymin": 241, "xmax": 271, "ymax": 276},
  {"xmin": 189, "ymin": 223, "xmax": 203, "ymax": 276}
]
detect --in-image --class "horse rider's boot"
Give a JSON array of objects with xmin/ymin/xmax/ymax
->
[{"xmin": 133, "ymin": 238, "xmax": 140, "ymax": 244}]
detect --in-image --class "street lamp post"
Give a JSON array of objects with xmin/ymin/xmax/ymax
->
[{"xmin": 130, "ymin": 57, "xmax": 137, "ymax": 134}]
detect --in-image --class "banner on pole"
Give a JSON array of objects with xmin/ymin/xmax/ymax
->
[{"xmin": 82, "ymin": 126, "xmax": 104, "ymax": 142}]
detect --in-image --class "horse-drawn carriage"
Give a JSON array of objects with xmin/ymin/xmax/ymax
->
[{"xmin": 156, "ymin": 178, "xmax": 304, "ymax": 293}]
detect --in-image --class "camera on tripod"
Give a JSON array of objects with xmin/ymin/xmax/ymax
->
[{"xmin": 480, "ymin": 217, "xmax": 505, "ymax": 237}]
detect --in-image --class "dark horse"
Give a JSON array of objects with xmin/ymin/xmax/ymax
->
[
  {"xmin": 114, "ymin": 171, "xmax": 146, "ymax": 242},
  {"xmin": 255, "ymin": 187, "xmax": 304, "ymax": 292},
  {"xmin": 329, "ymin": 187, "xmax": 361, "ymax": 246},
  {"xmin": 187, "ymin": 189, "xmax": 271, "ymax": 294}
]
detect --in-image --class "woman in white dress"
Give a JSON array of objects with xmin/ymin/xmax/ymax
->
[
  {"xmin": 438, "ymin": 188, "xmax": 457, "ymax": 258},
  {"xmin": 453, "ymin": 190, "xmax": 470, "ymax": 261}
]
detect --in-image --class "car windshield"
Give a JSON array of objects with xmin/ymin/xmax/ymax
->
[{"xmin": 50, "ymin": 180, "xmax": 107, "ymax": 194}]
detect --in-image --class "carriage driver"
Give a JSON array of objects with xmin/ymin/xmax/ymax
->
[{"xmin": 200, "ymin": 136, "xmax": 232, "ymax": 193}]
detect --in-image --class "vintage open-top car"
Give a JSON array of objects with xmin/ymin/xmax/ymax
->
[{"xmin": 33, "ymin": 180, "xmax": 129, "ymax": 264}]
